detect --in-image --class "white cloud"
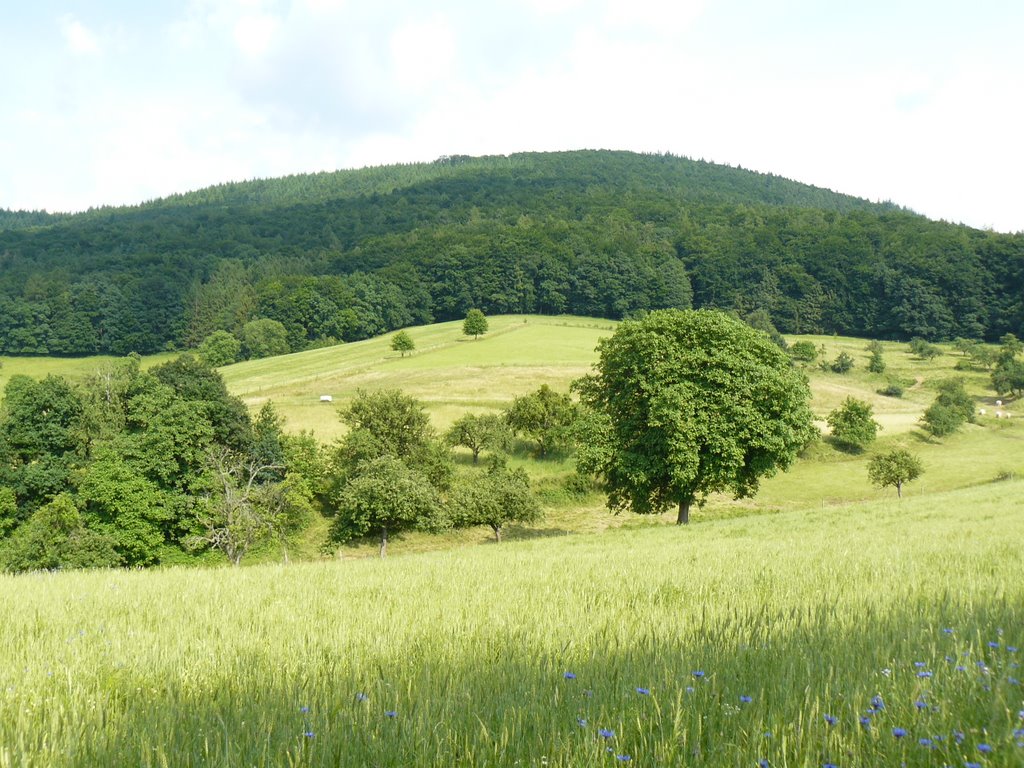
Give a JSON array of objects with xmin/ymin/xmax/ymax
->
[{"xmin": 59, "ymin": 14, "xmax": 101, "ymax": 56}]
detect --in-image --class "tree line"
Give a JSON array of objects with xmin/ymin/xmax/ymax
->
[{"xmin": 1, "ymin": 151, "xmax": 1021, "ymax": 358}]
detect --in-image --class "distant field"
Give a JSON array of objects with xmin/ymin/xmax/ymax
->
[
  {"xmin": 219, "ymin": 314, "xmax": 617, "ymax": 439},
  {"xmin": 1, "ymin": 480, "xmax": 1021, "ymax": 767},
  {"xmin": 2, "ymin": 317, "xmax": 1020, "ymax": 556}
]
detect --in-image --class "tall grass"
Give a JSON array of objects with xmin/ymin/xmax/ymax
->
[{"xmin": 2, "ymin": 481, "xmax": 1022, "ymax": 767}]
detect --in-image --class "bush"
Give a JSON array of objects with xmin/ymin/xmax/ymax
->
[
  {"xmin": 826, "ymin": 397, "xmax": 880, "ymax": 451},
  {"xmin": 789, "ymin": 341, "xmax": 818, "ymax": 362},
  {"xmin": 876, "ymin": 383, "xmax": 904, "ymax": 398},
  {"xmin": 908, "ymin": 337, "xmax": 941, "ymax": 359}
]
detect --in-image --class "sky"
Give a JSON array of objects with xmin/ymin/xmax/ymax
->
[{"xmin": 2, "ymin": 0, "xmax": 1022, "ymax": 232}]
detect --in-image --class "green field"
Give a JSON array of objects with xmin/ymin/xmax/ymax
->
[
  {"xmin": 1, "ymin": 318, "xmax": 1022, "ymax": 765},
  {"xmin": 1, "ymin": 481, "xmax": 1022, "ymax": 767}
]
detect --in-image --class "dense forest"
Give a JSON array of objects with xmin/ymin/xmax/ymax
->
[{"xmin": 1, "ymin": 150, "xmax": 1022, "ymax": 357}]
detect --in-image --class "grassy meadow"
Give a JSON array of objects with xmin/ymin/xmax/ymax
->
[
  {"xmin": 1, "ymin": 481, "xmax": 1022, "ymax": 767},
  {"xmin": 1, "ymin": 316, "xmax": 1022, "ymax": 765}
]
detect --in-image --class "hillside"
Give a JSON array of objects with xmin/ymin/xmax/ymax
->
[{"xmin": 1, "ymin": 150, "xmax": 1021, "ymax": 358}]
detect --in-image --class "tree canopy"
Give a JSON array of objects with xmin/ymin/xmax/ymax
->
[{"xmin": 575, "ymin": 309, "xmax": 817, "ymax": 524}]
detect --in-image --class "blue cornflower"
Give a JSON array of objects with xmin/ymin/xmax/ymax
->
[
  {"xmin": 739, "ymin": 695, "xmax": 753, "ymax": 703},
  {"xmin": 599, "ymin": 728, "xmax": 615, "ymax": 739},
  {"xmin": 758, "ymin": 760, "xmax": 770, "ymax": 768},
  {"xmin": 823, "ymin": 714, "xmax": 837, "ymax": 726},
  {"xmin": 870, "ymin": 695, "xmax": 885, "ymax": 711},
  {"xmin": 917, "ymin": 671, "xmax": 933, "ymax": 678},
  {"xmin": 1010, "ymin": 676, "xmax": 1021, "ymax": 685},
  {"xmin": 965, "ymin": 763, "xmax": 981, "ymax": 768},
  {"xmin": 384, "ymin": 710, "xmax": 397, "ymax": 718},
  {"xmin": 953, "ymin": 730, "xmax": 965, "ymax": 744},
  {"xmin": 956, "ymin": 665, "xmax": 967, "ymax": 672},
  {"xmin": 893, "ymin": 727, "xmax": 907, "ymax": 738},
  {"xmin": 914, "ymin": 661, "xmax": 926, "ymax": 668},
  {"xmin": 988, "ymin": 641, "xmax": 1000, "ymax": 649},
  {"xmin": 1014, "ymin": 728, "xmax": 1024, "ymax": 738},
  {"xmin": 915, "ymin": 700, "xmax": 928, "ymax": 710},
  {"xmin": 685, "ymin": 686, "xmax": 695, "ymax": 694},
  {"xmin": 356, "ymin": 693, "xmax": 369, "ymax": 702},
  {"xmin": 615, "ymin": 755, "xmax": 631, "ymax": 762},
  {"xmin": 577, "ymin": 717, "xmax": 588, "ymax": 727},
  {"xmin": 299, "ymin": 706, "xmax": 310, "ymax": 713},
  {"xmin": 692, "ymin": 670, "xmax": 705, "ymax": 678},
  {"xmin": 823, "ymin": 763, "xmax": 838, "ymax": 768},
  {"xmin": 303, "ymin": 730, "xmax": 314, "ymax": 738},
  {"xmin": 859, "ymin": 716, "xmax": 871, "ymax": 730},
  {"xmin": 636, "ymin": 687, "xmax": 650, "ymax": 695},
  {"xmin": 978, "ymin": 744, "xmax": 993, "ymax": 754},
  {"xmin": 1009, "ymin": 646, "xmax": 1019, "ymax": 652},
  {"xmin": 564, "ymin": 671, "xmax": 577, "ymax": 680},
  {"xmin": 943, "ymin": 628, "xmax": 954, "ymax": 634},
  {"xmin": 919, "ymin": 738, "xmax": 932, "ymax": 747}
]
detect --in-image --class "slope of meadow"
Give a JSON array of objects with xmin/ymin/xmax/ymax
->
[{"xmin": 1, "ymin": 480, "xmax": 1021, "ymax": 767}]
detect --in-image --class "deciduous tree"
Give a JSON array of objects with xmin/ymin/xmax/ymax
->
[
  {"xmin": 575, "ymin": 309, "xmax": 816, "ymax": 524},
  {"xmin": 826, "ymin": 397, "xmax": 880, "ymax": 452},
  {"xmin": 868, "ymin": 449, "xmax": 923, "ymax": 498},
  {"xmin": 463, "ymin": 308, "xmax": 488, "ymax": 338}
]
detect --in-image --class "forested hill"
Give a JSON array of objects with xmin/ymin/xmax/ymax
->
[{"xmin": 1, "ymin": 150, "xmax": 1021, "ymax": 357}]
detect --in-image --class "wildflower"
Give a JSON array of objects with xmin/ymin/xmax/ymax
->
[
  {"xmin": 1009, "ymin": 646, "xmax": 1019, "ymax": 653},
  {"xmin": 300, "ymin": 706, "xmax": 310, "ymax": 713},
  {"xmin": 988, "ymin": 641, "xmax": 1000, "ymax": 649},
  {"xmin": 859, "ymin": 716, "xmax": 871, "ymax": 730},
  {"xmin": 739, "ymin": 695, "xmax": 752, "ymax": 703},
  {"xmin": 953, "ymin": 731, "xmax": 965, "ymax": 744},
  {"xmin": 919, "ymin": 738, "xmax": 932, "ymax": 747},
  {"xmin": 915, "ymin": 700, "xmax": 927, "ymax": 710},
  {"xmin": 763, "ymin": 732, "xmax": 772, "ymax": 738},
  {"xmin": 965, "ymin": 763, "xmax": 981, "ymax": 768},
  {"xmin": 978, "ymin": 744, "xmax": 993, "ymax": 754},
  {"xmin": 759, "ymin": 760, "xmax": 770, "ymax": 768},
  {"xmin": 881, "ymin": 668, "xmax": 892, "ymax": 677},
  {"xmin": 615, "ymin": 755, "xmax": 631, "ymax": 762},
  {"xmin": 956, "ymin": 665, "xmax": 967, "ymax": 672},
  {"xmin": 914, "ymin": 661, "xmax": 926, "ymax": 668},
  {"xmin": 917, "ymin": 671, "xmax": 933, "ymax": 678},
  {"xmin": 893, "ymin": 727, "xmax": 907, "ymax": 738},
  {"xmin": 1010, "ymin": 677, "xmax": 1021, "ymax": 685},
  {"xmin": 685, "ymin": 686, "xmax": 695, "ymax": 694},
  {"xmin": 356, "ymin": 693, "xmax": 369, "ymax": 702},
  {"xmin": 943, "ymin": 628, "xmax": 954, "ymax": 634},
  {"xmin": 303, "ymin": 730, "xmax": 314, "ymax": 738},
  {"xmin": 870, "ymin": 695, "xmax": 885, "ymax": 711},
  {"xmin": 564, "ymin": 671, "xmax": 577, "ymax": 680},
  {"xmin": 823, "ymin": 763, "xmax": 838, "ymax": 768},
  {"xmin": 577, "ymin": 718, "xmax": 587, "ymax": 727},
  {"xmin": 823, "ymin": 714, "xmax": 837, "ymax": 726},
  {"xmin": 636, "ymin": 687, "xmax": 650, "ymax": 695},
  {"xmin": 599, "ymin": 728, "xmax": 615, "ymax": 739},
  {"xmin": 385, "ymin": 710, "xmax": 397, "ymax": 718},
  {"xmin": 692, "ymin": 670, "xmax": 705, "ymax": 679}
]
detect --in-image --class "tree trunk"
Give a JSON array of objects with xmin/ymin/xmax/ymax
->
[
  {"xmin": 491, "ymin": 524, "xmax": 502, "ymax": 542},
  {"xmin": 676, "ymin": 499, "xmax": 691, "ymax": 525},
  {"xmin": 379, "ymin": 527, "xmax": 388, "ymax": 558},
  {"xmin": 472, "ymin": 447, "xmax": 480, "ymax": 464},
  {"xmin": 896, "ymin": 481, "xmax": 903, "ymax": 499}
]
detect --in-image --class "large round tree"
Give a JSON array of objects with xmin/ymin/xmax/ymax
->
[{"xmin": 575, "ymin": 309, "xmax": 817, "ymax": 524}]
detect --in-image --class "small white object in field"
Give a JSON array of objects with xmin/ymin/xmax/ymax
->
[
  {"xmin": 997, "ymin": 399, "xmax": 1003, "ymax": 406},
  {"xmin": 979, "ymin": 408, "xmax": 986, "ymax": 415},
  {"xmin": 320, "ymin": 395, "xmax": 333, "ymax": 402}
]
